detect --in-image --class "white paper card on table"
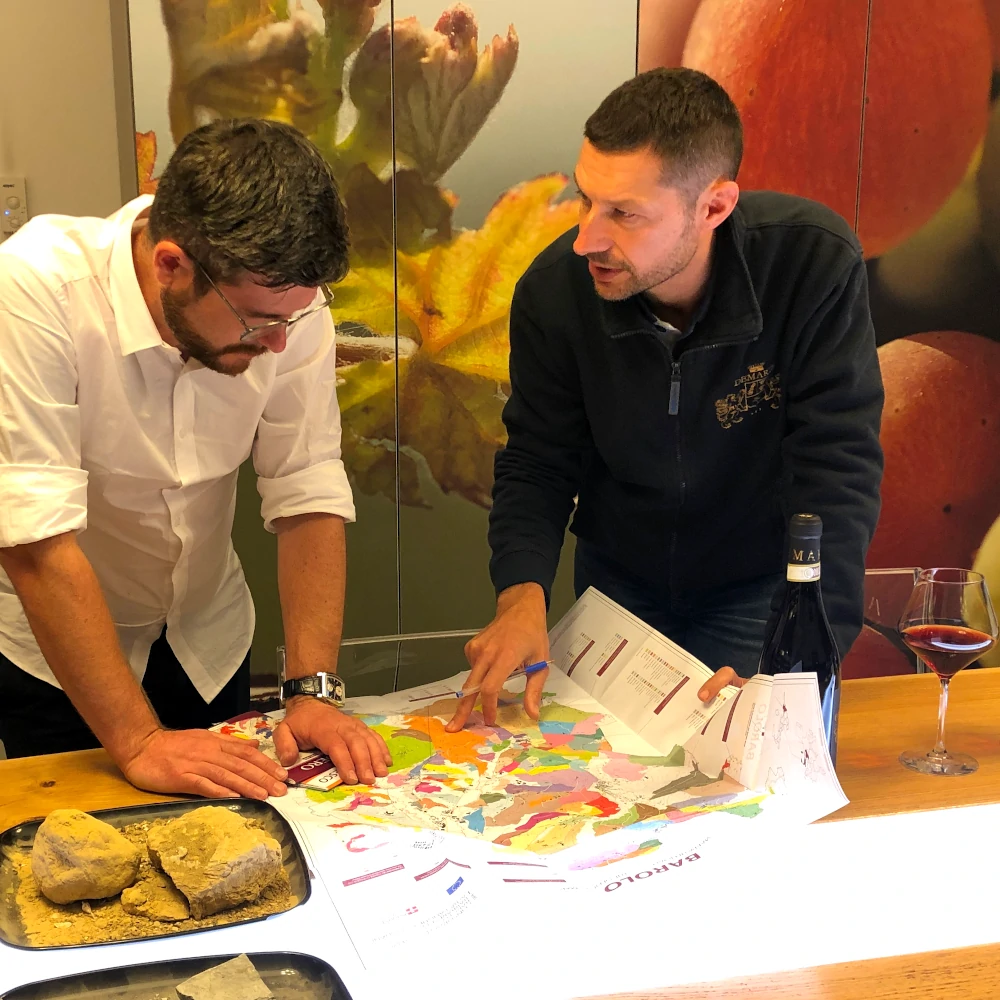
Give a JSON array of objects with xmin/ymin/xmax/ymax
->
[
  {"xmin": 684, "ymin": 671, "xmax": 848, "ymax": 823},
  {"xmin": 548, "ymin": 586, "xmax": 737, "ymax": 753},
  {"xmin": 753, "ymin": 672, "xmax": 848, "ymax": 819},
  {"xmin": 683, "ymin": 673, "xmax": 773, "ymax": 788},
  {"xmin": 308, "ymin": 825, "xmax": 574, "ymax": 967}
]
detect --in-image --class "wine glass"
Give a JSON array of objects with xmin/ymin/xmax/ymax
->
[{"xmin": 898, "ymin": 568, "xmax": 998, "ymax": 776}]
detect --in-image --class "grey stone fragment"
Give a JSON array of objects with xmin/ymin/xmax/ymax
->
[
  {"xmin": 146, "ymin": 806, "xmax": 282, "ymax": 919},
  {"xmin": 175, "ymin": 955, "xmax": 273, "ymax": 1000},
  {"xmin": 31, "ymin": 809, "xmax": 141, "ymax": 904}
]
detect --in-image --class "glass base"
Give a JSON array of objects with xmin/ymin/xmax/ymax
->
[{"xmin": 899, "ymin": 749, "xmax": 979, "ymax": 776}]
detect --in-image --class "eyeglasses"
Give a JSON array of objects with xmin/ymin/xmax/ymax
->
[{"xmin": 192, "ymin": 259, "xmax": 334, "ymax": 342}]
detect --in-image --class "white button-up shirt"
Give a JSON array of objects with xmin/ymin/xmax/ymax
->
[{"xmin": 0, "ymin": 196, "xmax": 355, "ymax": 700}]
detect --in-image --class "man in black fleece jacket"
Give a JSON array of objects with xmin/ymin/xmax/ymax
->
[{"xmin": 446, "ymin": 68, "xmax": 883, "ymax": 733}]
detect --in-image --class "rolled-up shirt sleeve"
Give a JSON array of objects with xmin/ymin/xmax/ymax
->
[
  {"xmin": 254, "ymin": 307, "xmax": 355, "ymax": 531},
  {"xmin": 0, "ymin": 259, "xmax": 87, "ymax": 548}
]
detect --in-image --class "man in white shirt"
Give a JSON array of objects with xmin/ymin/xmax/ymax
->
[{"xmin": 0, "ymin": 118, "xmax": 391, "ymax": 797}]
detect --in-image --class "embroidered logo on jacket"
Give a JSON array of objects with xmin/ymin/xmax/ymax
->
[{"xmin": 714, "ymin": 363, "xmax": 781, "ymax": 429}]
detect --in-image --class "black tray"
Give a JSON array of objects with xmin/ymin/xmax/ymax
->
[
  {"xmin": 0, "ymin": 800, "xmax": 311, "ymax": 950},
  {"xmin": 0, "ymin": 951, "xmax": 352, "ymax": 1000}
]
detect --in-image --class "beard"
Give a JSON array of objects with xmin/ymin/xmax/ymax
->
[
  {"xmin": 587, "ymin": 211, "xmax": 700, "ymax": 302},
  {"xmin": 161, "ymin": 290, "xmax": 266, "ymax": 376}
]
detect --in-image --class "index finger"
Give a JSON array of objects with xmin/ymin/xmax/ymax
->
[
  {"xmin": 211, "ymin": 748, "xmax": 288, "ymax": 797},
  {"xmin": 478, "ymin": 655, "xmax": 534, "ymax": 727},
  {"xmin": 446, "ymin": 645, "xmax": 503, "ymax": 733},
  {"xmin": 220, "ymin": 736, "xmax": 289, "ymax": 781},
  {"xmin": 445, "ymin": 688, "xmax": 481, "ymax": 733}
]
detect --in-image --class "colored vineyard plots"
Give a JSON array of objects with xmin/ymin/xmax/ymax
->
[
  {"xmin": 275, "ymin": 665, "xmax": 771, "ymax": 859},
  {"xmin": 548, "ymin": 587, "xmax": 741, "ymax": 753},
  {"xmin": 685, "ymin": 673, "xmax": 848, "ymax": 823},
  {"xmin": 273, "ymin": 588, "xmax": 846, "ymax": 862}
]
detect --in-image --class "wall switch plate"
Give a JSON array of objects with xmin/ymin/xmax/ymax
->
[{"xmin": 1, "ymin": 177, "xmax": 28, "ymax": 238}]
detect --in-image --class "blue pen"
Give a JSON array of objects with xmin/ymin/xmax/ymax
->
[{"xmin": 407, "ymin": 660, "xmax": 553, "ymax": 703}]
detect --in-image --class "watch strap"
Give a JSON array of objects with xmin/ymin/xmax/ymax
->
[{"xmin": 280, "ymin": 672, "xmax": 346, "ymax": 707}]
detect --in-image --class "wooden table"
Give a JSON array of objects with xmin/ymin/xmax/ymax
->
[{"xmin": 2, "ymin": 669, "xmax": 999, "ymax": 999}]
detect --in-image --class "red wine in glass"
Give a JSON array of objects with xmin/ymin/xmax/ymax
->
[
  {"xmin": 901, "ymin": 623, "xmax": 996, "ymax": 678},
  {"xmin": 898, "ymin": 568, "xmax": 999, "ymax": 776}
]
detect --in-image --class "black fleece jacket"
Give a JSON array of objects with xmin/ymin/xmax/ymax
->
[{"xmin": 488, "ymin": 191, "xmax": 884, "ymax": 657}]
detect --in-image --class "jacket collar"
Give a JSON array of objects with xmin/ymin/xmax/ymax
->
[{"xmin": 594, "ymin": 202, "xmax": 764, "ymax": 347}]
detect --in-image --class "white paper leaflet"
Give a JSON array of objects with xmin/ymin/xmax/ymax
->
[{"xmin": 548, "ymin": 587, "xmax": 740, "ymax": 753}]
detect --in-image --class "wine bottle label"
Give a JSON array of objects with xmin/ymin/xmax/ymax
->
[{"xmin": 787, "ymin": 562, "xmax": 821, "ymax": 582}]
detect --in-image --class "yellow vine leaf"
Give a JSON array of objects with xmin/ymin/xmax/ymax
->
[
  {"xmin": 136, "ymin": 131, "xmax": 159, "ymax": 195},
  {"xmin": 161, "ymin": 0, "xmax": 327, "ymax": 140},
  {"xmin": 335, "ymin": 174, "xmax": 579, "ymax": 507}
]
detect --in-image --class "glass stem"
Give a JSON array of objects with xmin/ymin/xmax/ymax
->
[{"xmin": 933, "ymin": 677, "xmax": 950, "ymax": 756}]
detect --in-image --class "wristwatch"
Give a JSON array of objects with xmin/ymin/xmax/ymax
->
[{"xmin": 279, "ymin": 672, "xmax": 346, "ymax": 708}]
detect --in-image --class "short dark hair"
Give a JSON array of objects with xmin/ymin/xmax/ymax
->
[
  {"xmin": 148, "ymin": 118, "xmax": 350, "ymax": 293},
  {"xmin": 584, "ymin": 68, "xmax": 743, "ymax": 198}
]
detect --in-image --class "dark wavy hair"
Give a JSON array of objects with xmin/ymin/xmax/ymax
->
[
  {"xmin": 148, "ymin": 118, "xmax": 350, "ymax": 294},
  {"xmin": 585, "ymin": 68, "xmax": 743, "ymax": 200}
]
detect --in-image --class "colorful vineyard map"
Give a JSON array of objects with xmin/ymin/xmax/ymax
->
[{"xmin": 278, "ymin": 669, "xmax": 770, "ymax": 855}]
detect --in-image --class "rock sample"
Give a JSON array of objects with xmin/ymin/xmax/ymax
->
[
  {"xmin": 30, "ymin": 809, "xmax": 141, "ymax": 904},
  {"xmin": 120, "ymin": 871, "xmax": 191, "ymax": 922},
  {"xmin": 146, "ymin": 807, "xmax": 282, "ymax": 919},
  {"xmin": 175, "ymin": 954, "xmax": 274, "ymax": 1000}
]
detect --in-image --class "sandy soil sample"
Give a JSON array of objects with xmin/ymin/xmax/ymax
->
[
  {"xmin": 12, "ymin": 816, "xmax": 292, "ymax": 947},
  {"xmin": 30, "ymin": 809, "xmax": 141, "ymax": 904},
  {"xmin": 120, "ymin": 871, "xmax": 191, "ymax": 921},
  {"xmin": 176, "ymin": 955, "xmax": 275, "ymax": 1000},
  {"xmin": 147, "ymin": 806, "xmax": 283, "ymax": 919}
]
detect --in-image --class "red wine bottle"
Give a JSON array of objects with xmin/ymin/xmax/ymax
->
[{"xmin": 758, "ymin": 513, "xmax": 842, "ymax": 765}]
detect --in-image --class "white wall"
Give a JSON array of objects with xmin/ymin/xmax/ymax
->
[{"xmin": 0, "ymin": 0, "xmax": 133, "ymax": 230}]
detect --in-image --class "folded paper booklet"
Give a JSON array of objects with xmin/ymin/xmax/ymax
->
[
  {"xmin": 550, "ymin": 587, "xmax": 847, "ymax": 819},
  {"xmin": 684, "ymin": 670, "xmax": 848, "ymax": 817},
  {"xmin": 210, "ymin": 712, "xmax": 342, "ymax": 790}
]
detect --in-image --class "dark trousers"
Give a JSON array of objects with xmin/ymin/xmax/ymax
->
[
  {"xmin": 574, "ymin": 540, "xmax": 783, "ymax": 679},
  {"xmin": 0, "ymin": 629, "xmax": 250, "ymax": 758}
]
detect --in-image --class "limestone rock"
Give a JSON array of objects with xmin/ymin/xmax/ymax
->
[
  {"xmin": 30, "ymin": 809, "xmax": 141, "ymax": 904},
  {"xmin": 146, "ymin": 807, "xmax": 282, "ymax": 919},
  {"xmin": 120, "ymin": 871, "xmax": 191, "ymax": 921},
  {"xmin": 175, "ymin": 954, "xmax": 274, "ymax": 1000}
]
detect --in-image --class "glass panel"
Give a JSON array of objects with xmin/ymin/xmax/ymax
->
[
  {"xmin": 390, "ymin": 1, "xmax": 640, "ymax": 637},
  {"xmin": 862, "ymin": 6, "xmax": 999, "ymax": 602},
  {"xmin": 127, "ymin": 1, "xmax": 402, "ymax": 684}
]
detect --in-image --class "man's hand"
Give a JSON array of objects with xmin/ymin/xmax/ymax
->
[
  {"xmin": 446, "ymin": 583, "xmax": 549, "ymax": 732},
  {"xmin": 273, "ymin": 696, "xmax": 392, "ymax": 785},
  {"xmin": 120, "ymin": 729, "xmax": 290, "ymax": 800},
  {"xmin": 697, "ymin": 666, "xmax": 746, "ymax": 702}
]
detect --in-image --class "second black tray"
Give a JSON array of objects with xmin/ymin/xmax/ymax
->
[{"xmin": 0, "ymin": 951, "xmax": 352, "ymax": 1000}]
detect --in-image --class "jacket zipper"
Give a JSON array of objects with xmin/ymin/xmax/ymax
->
[
  {"xmin": 666, "ymin": 341, "xmax": 751, "ymax": 587},
  {"xmin": 668, "ymin": 361, "xmax": 682, "ymax": 416},
  {"xmin": 658, "ymin": 338, "xmax": 754, "ymax": 595},
  {"xmin": 668, "ymin": 355, "xmax": 683, "ymax": 598}
]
